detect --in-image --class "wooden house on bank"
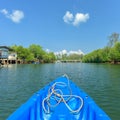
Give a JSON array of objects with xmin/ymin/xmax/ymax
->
[{"xmin": 0, "ymin": 46, "xmax": 18, "ymax": 65}]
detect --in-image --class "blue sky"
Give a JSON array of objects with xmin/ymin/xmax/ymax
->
[{"xmin": 0, "ymin": 0, "xmax": 120, "ymax": 54}]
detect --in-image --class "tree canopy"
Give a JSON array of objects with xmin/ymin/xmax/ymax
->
[
  {"xmin": 11, "ymin": 44, "xmax": 56, "ymax": 63},
  {"xmin": 82, "ymin": 33, "xmax": 120, "ymax": 64}
]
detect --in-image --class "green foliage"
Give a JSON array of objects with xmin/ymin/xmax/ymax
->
[
  {"xmin": 67, "ymin": 54, "xmax": 83, "ymax": 60},
  {"xmin": 29, "ymin": 44, "xmax": 45, "ymax": 60},
  {"xmin": 109, "ymin": 42, "xmax": 120, "ymax": 63},
  {"xmin": 11, "ymin": 44, "xmax": 56, "ymax": 63},
  {"xmin": 82, "ymin": 42, "xmax": 120, "ymax": 63},
  {"xmin": 43, "ymin": 52, "xmax": 56, "ymax": 63},
  {"xmin": 11, "ymin": 45, "xmax": 27, "ymax": 60},
  {"xmin": 82, "ymin": 49, "xmax": 104, "ymax": 63},
  {"xmin": 82, "ymin": 33, "xmax": 120, "ymax": 63}
]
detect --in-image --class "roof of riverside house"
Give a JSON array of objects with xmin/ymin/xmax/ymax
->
[{"xmin": 0, "ymin": 46, "xmax": 12, "ymax": 51}]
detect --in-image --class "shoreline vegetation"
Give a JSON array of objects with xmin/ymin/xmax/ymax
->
[
  {"xmin": 10, "ymin": 44, "xmax": 56, "ymax": 64},
  {"xmin": 82, "ymin": 33, "xmax": 120, "ymax": 64},
  {"xmin": 7, "ymin": 33, "xmax": 120, "ymax": 64}
]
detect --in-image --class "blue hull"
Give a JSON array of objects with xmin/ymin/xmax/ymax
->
[{"xmin": 7, "ymin": 76, "xmax": 110, "ymax": 120}]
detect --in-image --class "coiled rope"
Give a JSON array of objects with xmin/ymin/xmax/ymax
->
[{"xmin": 42, "ymin": 74, "xmax": 83, "ymax": 114}]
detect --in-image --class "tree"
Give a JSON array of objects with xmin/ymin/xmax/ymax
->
[
  {"xmin": 11, "ymin": 44, "xmax": 56, "ymax": 63},
  {"xmin": 67, "ymin": 54, "xmax": 83, "ymax": 60},
  {"xmin": 11, "ymin": 45, "xmax": 34, "ymax": 63},
  {"xmin": 108, "ymin": 33, "xmax": 120, "ymax": 47},
  {"xmin": 43, "ymin": 52, "xmax": 56, "ymax": 63},
  {"xmin": 82, "ymin": 33, "xmax": 120, "ymax": 63},
  {"xmin": 25, "ymin": 49, "xmax": 34, "ymax": 62},
  {"xmin": 109, "ymin": 42, "xmax": 120, "ymax": 63},
  {"xmin": 82, "ymin": 49, "xmax": 110, "ymax": 63},
  {"xmin": 99, "ymin": 47, "xmax": 110, "ymax": 62},
  {"xmin": 29, "ymin": 44, "xmax": 45, "ymax": 61},
  {"xmin": 11, "ymin": 45, "xmax": 25, "ymax": 60}
]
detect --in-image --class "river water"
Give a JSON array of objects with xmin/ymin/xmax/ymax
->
[{"xmin": 0, "ymin": 63, "xmax": 120, "ymax": 120}]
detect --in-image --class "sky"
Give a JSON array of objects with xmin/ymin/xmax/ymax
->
[{"xmin": 0, "ymin": 0, "xmax": 120, "ymax": 54}]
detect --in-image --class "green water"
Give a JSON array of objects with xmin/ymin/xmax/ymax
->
[{"xmin": 0, "ymin": 63, "xmax": 120, "ymax": 120}]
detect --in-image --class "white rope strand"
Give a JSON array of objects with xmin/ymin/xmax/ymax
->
[{"xmin": 42, "ymin": 76, "xmax": 83, "ymax": 114}]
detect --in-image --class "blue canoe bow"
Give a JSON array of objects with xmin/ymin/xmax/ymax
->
[{"xmin": 7, "ymin": 75, "xmax": 111, "ymax": 120}]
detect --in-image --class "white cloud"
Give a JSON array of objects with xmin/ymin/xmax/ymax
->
[
  {"xmin": 61, "ymin": 49, "xmax": 67, "ymax": 54},
  {"xmin": 73, "ymin": 13, "xmax": 89, "ymax": 26},
  {"xmin": 55, "ymin": 49, "xmax": 84, "ymax": 56},
  {"xmin": 0, "ymin": 9, "xmax": 24, "ymax": 23},
  {"xmin": 9, "ymin": 10, "xmax": 24, "ymax": 23},
  {"xmin": 45, "ymin": 49, "xmax": 51, "ymax": 53},
  {"xmin": 68, "ymin": 50, "xmax": 84, "ymax": 55},
  {"xmin": 63, "ymin": 11, "xmax": 74, "ymax": 24},
  {"xmin": 54, "ymin": 49, "xmax": 67, "ymax": 56},
  {"xmin": 0, "ymin": 9, "xmax": 8, "ymax": 15},
  {"xmin": 63, "ymin": 11, "xmax": 89, "ymax": 26}
]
